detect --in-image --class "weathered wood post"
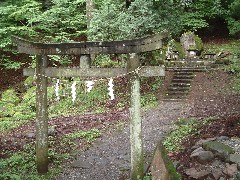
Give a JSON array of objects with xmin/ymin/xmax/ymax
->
[
  {"xmin": 128, "ymin": 53, "xmax": 144, "ymax": 179},
  {"xmin": 35, "ymin": 55, "xmax": 49, "ymax": 174}
]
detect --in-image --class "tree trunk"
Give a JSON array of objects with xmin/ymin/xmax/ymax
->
[{"xmin": 86, "ymin": 0, "xmax": 95, "ymax": 28}]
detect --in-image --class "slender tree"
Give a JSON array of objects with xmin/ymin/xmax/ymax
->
[{"xmin": 86, "ymin": 0, "xmax": 95, "ymax": 28}]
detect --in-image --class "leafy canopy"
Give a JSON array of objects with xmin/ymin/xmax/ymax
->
[{"xmin": 88, "ymin": 0, "xmax": 183, "ymax": 41}]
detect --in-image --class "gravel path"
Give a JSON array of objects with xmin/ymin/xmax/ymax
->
[{"xmin": 56, "ymin": 101, "xmax": 190, "ymax": 180}]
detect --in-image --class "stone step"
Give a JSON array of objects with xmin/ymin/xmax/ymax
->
[
  {"xmin": 169, "ymin": 60, "xmax": 215, "ymax": 64},
  {"xmin": 163, "ymin": 95, "xmax": 187, "ymax": 101},
  {"xmin": 164, "ymin": 66, "xmax": 197, "ymax": 101},
  {"xmin": 173, "ymin": 74, "xmax": 195, "ymax": 79},
  {"xmin": 172, "ymin": 79, "xmax": 193, "ymax": 83},
  {"xmin": 168, "ymin": 86, "xmax": 190, "ymax": 91},
  {"xmin": 167, "ymin": 67, "xmax": 207, "ymax": 72},
  {"xmin": 166, "ymin": 91, "xmax": 189, "ymax": 96},
  {"xmin": 170, "ymin": 82, "xmax": 191, "ymax": 87},
  {"xmin": 174, "ymin": 70, "xmax": 195, "ymax": 74},
  {"xmin": 163, "ymin": 98, "xmax": 186, "ymax": 102}
]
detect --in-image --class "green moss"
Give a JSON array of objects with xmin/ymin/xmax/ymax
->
[
  {"xmin": 203, "ymin": 141, "xmax": 235, "ymax": 157},
  {"xmin": 195, "ymin": 35, "xmax": 203, "ymax": 51},
  {"xmin": 175, "ymin": 42, "xmax": 185, "ymax": 58},
  {"xmin": 1, "ymin": 89, "xmax": 20, "ymax": 104},
  {"xmin": 160, "ymin": 142, "xmax": 182, "ymax": 180}
]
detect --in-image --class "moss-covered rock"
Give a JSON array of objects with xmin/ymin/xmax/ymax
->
[
  {"xmin": 203, "ymin": 141, "xmax": 235, "ymax": 160},
  {"xmin": 180, "ymin": 31, "xmax": 203, "ymax": 56}
]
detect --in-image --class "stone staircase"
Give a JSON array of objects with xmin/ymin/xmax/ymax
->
[{"xmin": 164, "ymin": 66, "xmax": 207, "ymax": 101}]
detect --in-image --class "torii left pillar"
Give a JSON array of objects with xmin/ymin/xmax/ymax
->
[{"xmin": 35, "ymin": 55, "xmax": 48, "ymax": 174}]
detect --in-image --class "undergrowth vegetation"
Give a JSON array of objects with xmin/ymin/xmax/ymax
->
[
  {"xmin": 204, "ymin": 40, "xmax": 240, "ymax": 92},
  {"xmin": 163, "ymin": 117, "xmax": 216, "ymax": 153},
  {"xmin": 0, "ymin": 74, "xmax": 162, "ymax": 132},
  {"xmin": 0, "ymin": 142, "xmax": 62, "ymax": 180}
]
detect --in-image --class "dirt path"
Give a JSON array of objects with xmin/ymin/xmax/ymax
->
[
  {"xmin": 56, "ymin": 101, "xmax": 189, "ymax": 180},
  {"xmin": 56, "ymin": 69, "xmax": 240, "ymax": 180}
]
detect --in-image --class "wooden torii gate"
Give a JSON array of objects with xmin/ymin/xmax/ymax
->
[{"xmin": 12, "ymin": 32, "xmax": 168, "ymax": 179}]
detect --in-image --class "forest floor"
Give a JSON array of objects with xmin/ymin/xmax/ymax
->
[{"xmin": 0, "ymin": 64, "xmax": 240, "ymax": 179}]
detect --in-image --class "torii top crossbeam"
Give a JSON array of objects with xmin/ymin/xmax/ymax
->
[{"xmin": 12, "ymin": 32, "xmax": 168, "ymax": 55}]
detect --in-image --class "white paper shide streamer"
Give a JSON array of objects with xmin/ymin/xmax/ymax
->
[
  {"xmin": 55, "ymin": 79, "xmax": 60, "ymax": 101},
  {"xmin": 108, "ymin": 78, "xmax": 114, "ymax": 100},
  {"xmin": 85, "ymin": 80, "xmax": 95, "ymax": 92},
  {"xmin": 71, "ymin": 81, "xmax": 77, "ymax": 102}
]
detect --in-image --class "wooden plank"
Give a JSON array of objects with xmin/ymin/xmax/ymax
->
[
  {"xmin": 23, "ymin": 67, "xmax": 128, "ymax": 77},
  {"xmin": 128, "ymin": 53, "xmax": 144, "ymax": 179},
  {"xmin": 23, "ymin": 66, "xmax": 165, "ymax": 77},
  {"xmin": 35, "ymin": 55, "xmax": 48, "ymax": 174}
]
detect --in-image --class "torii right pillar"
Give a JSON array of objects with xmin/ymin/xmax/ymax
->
[{"xmin": 128, "ymin": 53, "xmax": 144, "ymax": 179}]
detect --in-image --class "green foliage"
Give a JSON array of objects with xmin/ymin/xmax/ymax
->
[
  {"xmin": 149, "ymin": 77, "xmax": 163, "ymax": 91},
  {"xmin": 0, "ymin": 0, "xmax": 40, "ymax": 49},
  {"xmin": 48, "ymin": 55, "xmax": 73, "ymax": 66},
  {"xmin": 1, "ymin": 89, "xmax": 20, "ymax": 104},
  {"xmin": 0, "ymin": 54, "xmax": 23, "ymax": 69},
  {"xmin": 0, "ymin": 87, "xmax": 36, "ymax": 131},
  {"xmin": 227, "ymin": 60, "xmax": 240, "ymax": 74},
  {"xmin": 0, "ymin": 143, "xmax": 62, "ymax": 180},
  {"xmin": 0, "ymin": 89, "xmax": 20, "ymax": 117},
  {"xmin": 194, "ymin": 34, "xmax": 204, "ymax": 51},
  {"xmin": 89, "ymin": 0, "xmax": 181, "ymax": 41},
  {"xmin": 48, "ymin": 79, "xmax": 109, "ymax": 117},
  {"xmin": 64, "ymin": 129, "xmax": 101, "ymax": 143},
  {"xmin": 232, "ymin": 75, "xmax": 240, "ymax": 92},
  {"xmin": 229, "ymin": 0, "xmax": 240, "ymax": 20},
  {"xmin": 163, "ymin": 117, "xmax": 216, "ymax": 153},
  {"xmin": 140, "ymin": 77, "xmax": 162, "ymax": 108},
  {"xmin": 226, "ymin": 17, "xmax": 240, "ymax": 37},
  {"xmin": 226, "ymin": 0, "xmax": 240, "ymax": 37},
  {"xmin": 93, "ymin": 54, "xmax": 125, "ymax": 68},
  {"xmin": 181, "ymin": 12, "xmax": 209, "ymax": 32},
  {"xmin": 140, "ymin": 93, "xmax": 157, "ymax": 108},
  {"xmin": 179, "ymin": 0, "xmax": 230, "ymax": 33},
  {"xmin": 0, "ymin": 0, "xmax": 86, "ymax": 68},
  {"xmin": 24, "ymin": 76, "xmax": 35, "ymax": 87},
  {"xmin": 168, "ymin": 39, "xmax": 185, "ymax": 58},
  {"xmin": 163, "ymin": 118, "xmax": 198, "ymax": 152}
]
